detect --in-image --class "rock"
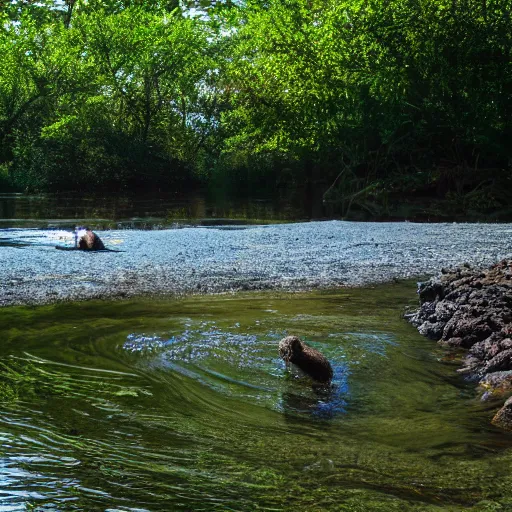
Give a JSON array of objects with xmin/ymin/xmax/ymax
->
[
  {"xmin": 484, "ymin": 349, "xmax": 512, "ymax": 374},
  {"xmin": 500, "ymin": 338, "xmax": 512, "ymax": 351},
  {"xmin": 408, "ymin": 259, "xmax": 512, "ymax": 430},
  {"xmin": 418, "ymin": 278, "xmax": 444, "ymax": 304},
  {"xmin": 435, "ymin": 301, "xmax": 457, "ymax": 322},
  {"xmin": 469, "ymin": 332, "xmax": 505, "ymax": 361},
  {"xmin": 492, "ymin": 396, "xmax": 512, "ymax": 430},
  {"xmin": 442, "ymin": 310, "xmax": 492, "ymax": 347},
  {"xmin": 454, "ymin": 318, "xmax": 492, "ymax": 343},
  {"xmin": 418, "ymin": 320, "xmax": 445, "ymax": 340},
  {"xmin": 417, "ymin": 301, "xmax": 436, "ymax": 321},
  {"xmin": 441, "ymin": 307, "xmax": 469, "ymax": 340}
]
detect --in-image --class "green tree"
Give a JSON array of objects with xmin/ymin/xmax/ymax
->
[
  {"xmin": 0, "ymin": 8, "xmax": 94, "ymax": 185},
  {"xmin": 13, "ymin": 6, "xmax": 213, "ymax": 190},
  {"xmin": 218, "ymin": 0, "xmax": 512, "ymax": 216}
]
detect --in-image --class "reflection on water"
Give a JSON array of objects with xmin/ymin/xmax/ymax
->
[
  {"xmin": 279, "ymin": 364, "xmax": 349, "ymax": 419},
  {"xmin": 0, "ymin": 192, "xmax": 304, "ymax": 229},
  {"xmin": 1, "ymin": 284, "xmax": 512, "ymax": 510}
]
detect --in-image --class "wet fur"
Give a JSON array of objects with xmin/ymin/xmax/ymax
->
[
  {"xmin": 279, "ymin": 336, "xmax": 333, "ymax": 384},
  {"xmin": 55, "ymin": 228, "xmax": 123, "ymax": 252},
  {"xmin": 78, "ymin": 229, "xmax": 105, "ymax": 251}
]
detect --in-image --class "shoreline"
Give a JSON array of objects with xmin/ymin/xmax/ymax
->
[
  {"xmin": 408, "ymin": 260, "xmax": 512, "ymax": 430},
  {"xmin": 1, "ymin": 221, "xmax": 512, "ymax": 308},
  {"xmin": 0, "ymin": 275, "xmax": 418, "ymax": 309}
]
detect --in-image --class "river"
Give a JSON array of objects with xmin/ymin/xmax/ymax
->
[
  {"xmin": 1, "ymin": 194, "xmax": 512, "ymax": 510},
  {"xmin": 2, "ymin": 286, "xmax": 511, "ymax": 511}
]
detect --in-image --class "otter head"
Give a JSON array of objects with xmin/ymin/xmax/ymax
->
[{"xmin": 279, "ymin": 335, "xmax": 303, "ymax": 364}]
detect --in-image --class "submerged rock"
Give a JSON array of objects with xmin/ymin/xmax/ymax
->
[
  {"xmin": 492, "ymin": 396, "xmax": 512, "ymax": 431},
  {"xmin": 479, "ymin": 371, "xmax": 512, "ymax": 401},
  {"xmin": 408, "ymin": 259, "xmax": 512, "ymax": 430}
]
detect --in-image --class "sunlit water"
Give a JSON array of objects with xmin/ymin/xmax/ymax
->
[{"xmin": 1, "ymin": 284, "xmax": 512, "ymax": 511}]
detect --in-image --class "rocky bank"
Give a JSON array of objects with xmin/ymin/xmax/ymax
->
[{"xmin": 407, "ymin": 259, "xmax": 512, "ymax": 430}]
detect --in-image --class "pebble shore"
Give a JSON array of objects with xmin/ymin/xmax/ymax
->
[{"xmin": 1, "ymin": 221, "xmax": 511, "ymax": 307}]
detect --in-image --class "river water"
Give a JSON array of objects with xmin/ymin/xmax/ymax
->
[
  {"xmin": 1, "ymin": 194, "xmax": 512, "ymax": 510},
  {"xmin": 0, "ymin": 192, "xmax": 302, "ymax": 228},
  {"xmin": 1, "ymin": 285, "xmax": 512, "ymax": 511}
]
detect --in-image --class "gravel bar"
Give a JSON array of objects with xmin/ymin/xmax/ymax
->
[{"xmin": 1, "ymin": 221, "xmax": 511, "ymax": 306}]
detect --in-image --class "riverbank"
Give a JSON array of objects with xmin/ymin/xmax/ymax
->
[
  {"xmin": 407, "ymin": 260, "xmax": 512, "ymax": 430},
  {"xmin": 1, "ymin": 221, "xmax": 512, "ymax": 307}
]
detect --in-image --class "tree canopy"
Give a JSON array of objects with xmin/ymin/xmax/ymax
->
[{"xmin": 1, "ymin": 0, "xmax": 511, "ymax": 218}]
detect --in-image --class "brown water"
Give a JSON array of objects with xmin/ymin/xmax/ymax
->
[
  {"xmin": 0, "ymin": 192, "xmax": 303, "ymax": 229},
  {"xmin": 1, "ymin": 283, "xmax": 511, "ymax": 511}
]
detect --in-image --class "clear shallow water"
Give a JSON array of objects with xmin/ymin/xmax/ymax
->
[{"xmin": 1, "ymin": 284, "xmax": 512, "ymax": 511}]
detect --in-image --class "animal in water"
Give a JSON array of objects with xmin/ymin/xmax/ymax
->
[
  {"xmin": 279, "ymin": 336, "xmax": 333, "ymax": 384},
  {"xmin": 55, "ymin": 227, "xmax": 118, "ymax": 252},
  {"xmin": 76, "ymin": 227, "xmax": 105, "ymax": 250}
]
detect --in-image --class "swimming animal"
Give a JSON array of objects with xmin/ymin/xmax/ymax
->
[
  {"xmin": 54, "ymin": 227, "xmax": 119, "ymax": 252},
  {"xmin": 76, "ymin": 228, "xmax": 105, "ymax": 250},
  {"xmin": 279, "ymin": 336, "xmax": 333, "ymax": 384}
]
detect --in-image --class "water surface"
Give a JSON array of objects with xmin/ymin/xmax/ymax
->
[
  {"xmin": 0, "ymin": 193, "xmax": 302, "ymax": 229},
  {"xmin": 1, "ymin": 283, "xmax": 511, "ymax": 510}
]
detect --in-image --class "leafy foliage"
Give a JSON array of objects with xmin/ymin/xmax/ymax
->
[{"xmin": 1, "ymin": 0, "xmax": 511, "ymax": 217}]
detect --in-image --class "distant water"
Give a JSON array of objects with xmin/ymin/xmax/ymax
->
[{"xmin": 0, "ymin": 192, "xmax": 305, "ymax": 229}]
